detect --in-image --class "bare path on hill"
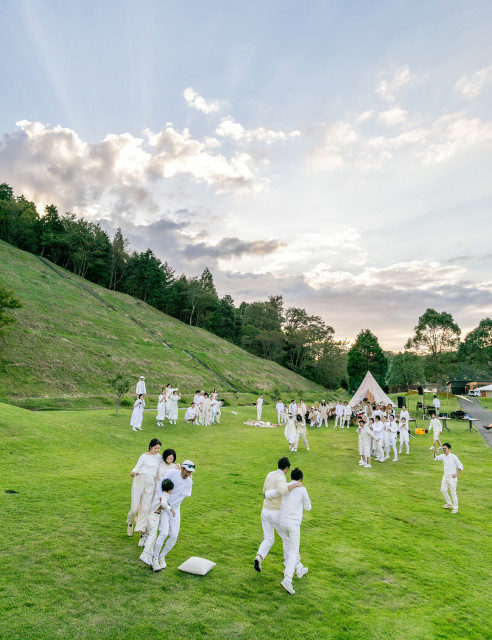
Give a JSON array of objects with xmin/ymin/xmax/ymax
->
[{"xmin": 456, "ymin": 396, "xmax": 492, "ymax": 449}]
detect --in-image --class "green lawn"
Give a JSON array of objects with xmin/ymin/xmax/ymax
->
[{"xmin": 1, "ymin": 402, "xmax": 490, "ymax": 640}]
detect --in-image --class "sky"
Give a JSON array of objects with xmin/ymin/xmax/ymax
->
[{"xmin": 1, "ymin": 0, "xmax": 492, "ymax": 349}]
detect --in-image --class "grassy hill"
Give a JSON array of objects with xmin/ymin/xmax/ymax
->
[{"xmin": 0, "ymin": 241, "xmax": 330, "ymax": 409}]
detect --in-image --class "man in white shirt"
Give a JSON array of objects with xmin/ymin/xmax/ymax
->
[
  {"xmin": 256, "ymin": 394, "xmax": 264, "ymax": 421},
  {"xmin": 155, "ymin": 461, "xmax": 195, "ymax": 567},
  {"xmin": 193, "ymin": 390, "xmax": 202, "ymax": 406},
  {"xmin": 433, "ymin": 443, "xmax": 463, "ymax": 513},
  {"xmin": 429, "ymin": 415, "xmax": 443, "ymax": 450},
  {"xmin": 136, "ymin": 376, "xmax": 146, "ymax": 396},
  {"xmin": 297, "ymin": 400, "xmax": 307, "ymax": 419},
  {"xmin": 276, "ymin": 398, "xmax": 285, "ymax": 425},
  {"xmin": 254, "ymin": 457, "xmax": 302, "ymax": 573},
  {"xmin": 432, "ymin": 395, "xmax": 441, "ymax": 416},
  {"xmin": 399, "ymin": 405, "xmax": 410, "ymax": 424},
  {"xmin": 288, "ymin": 400, "xmax": 297, "ymax": 416},
  {"xmin": 278, "ymin": 468, "xmax": 311, "ymax": 595},
  {"xmin": 184, "ymin": 403, "xmax": 197, "ymax": 424},
  {"xmin": 342, "ymin": 402, "xmax": 352, "ymax": 428},
  {"xmin": 201, "ymin": 393, "xmax": 211, "ymax": 426},
  {"xmin": 334, "ymin": 401, "xmax": 344, "ymax": 428}
]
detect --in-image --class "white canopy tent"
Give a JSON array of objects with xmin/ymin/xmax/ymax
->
[{"xmin": 349, "ymin": 371, "xmax": 395, "ymax": 407}]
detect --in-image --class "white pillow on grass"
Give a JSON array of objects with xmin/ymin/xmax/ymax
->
[{"xmin": 178, "ymin": 557, "xmax": 216, "ymax": 575}]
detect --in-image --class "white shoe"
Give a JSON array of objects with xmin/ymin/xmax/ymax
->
[
  {"xmin": 364, "ymin": 464, "xmax": 372, "ymax": 468},
  {"xmin": 127, "ymin": 524, "xmax": 134, "ymax": 537},
  {"xmin": 306, "ymin": 447, "xmax": 310, "ymax": 451},
  {"xmin": 296, "ymin": 566, "xmax": 308, "ymax": 579},
  {"xmin": 159, "ymin": 555, "xmax": 167, "ymax": 569},
  {"xmin": 139, "ymin": 551, "xmax": 152, "ymax": 566},
  {"xmin": 437, "ymin": 447, "xmax": 443, "ymax": 450},
  {"xmin": 443, "ymin": 504, "xmax": 452, "ymax": 509},
  {"xmin": 393, "ymin": 458, "xmax": 398, "ymax": 462},
  {"xmin": 281, "ymin": 578, "xmax": 295, "ymax": 594},
  {"xmin": 358, "ymin": 460, "xmax": 365, "ymax": 465},
  {"xmin": 254, "ymin": 555, "xmax": 262, "ymax": 572},
  {"xmin": 429, "ymin": 446, "xmax": 434, "ymax": 450},
  {"xmin": 152, "ymin": 556, "xmax": 161, "ymax": 572},
  {"xmin": 451, "ymin": 509, "xmax": 458, "ymax": 514},
  {"xmin": 137, "ymin": 534, "xmax": 146, "ymax": 547}
]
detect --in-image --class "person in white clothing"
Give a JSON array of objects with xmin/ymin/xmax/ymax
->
[
  {"xmin": 433, "ymin": 443, "xmax": 463, "ymax": 513},
  {"xmin": 167, "ymin": 390, "xmax": 181, "ymax": 424},
  {"xmin": 184, "ymin": 403, "xmax": 197, "ymax": 424},
  {"xmin": 293, "ymin": 414, "xmax": 309, "ymax": 452},
  {"xmin": 136, "ymin": 376, "xmax": 146, "ymax": 396},
  {"xmin": 358, "ymin": 420, "xmax": 379, "ymax": 468},
  {"xmin": 277, "ymin": 468, "xmax": 311, "ymax": 595},
  {"xmin": 399, "ymin": 405, "xmax": 410, "ymax": 425},
  {"xmin": 193, "ymin": 390, "xmax": 202, "ymax": 406},
  {"xmin": 210, "ymin": 397, "xmax": 218, "ymax": 424},
  {"xmin": 215, "ymin": 399, "xmax": 223, "ymax": 423},
  {"xmin": 342, "ymin": 402, "xmax": 352, "ymax": 428},
  {"xmin": 319, "ymin": 401, "xmax": 329, "ymax": 427},
  {"xmin": 254, "ymin": 457, "xmax": 303, "ymax": 573},
  {"xmin": 334, "ymin": 401, "xmax": 344, "ymax": 428},
  {"xmin": 127, "ymin": 439, "xmax": 162, "ymax": 538},
  {"xmin": 164, "ymin": 383, "xmax": 179, "ymax": 416},
  {"xmin": 432, "ymin": 395, "xmax": 441, "ymax": 416},
  {"xmin": 386, "ymin": 414, "xmax": 399, "ymax": 461},
  {"xmin": 276, "ymin": 398, "xmax": 285, "ymax": 425},
  {"xmin": 284, "ymin": 414, "xmax": 297, "ymax": 451},
  {"xmin": 297, "ymin": 400, "xmax": 307, "ymax": 419},
  {"xmin": 256, "ymin": 394, "xmax": 264, "ymax": 421},
  {"xmin": 201, "ymin": 393, "xmax": 211, "ymax": 425},
  {"xmin": 398, "ymin": 417, "xmax": 410, "ymax": 454},
  {"xmin": 156, "ymin": 389, "xmax": 166, "ymax": 427},
  {"xmin": 139, "ymin": 477, "xmax": 176, "ymax": 571},
  {"xmin": 429, "ymin": 415, "xmax": 443, "ymax": 450},
  {"xmin": 288, "ymin": 400, "xmax": 297, "ymax": 416},
  {"xmin": 371, "ymin": 416, "xmax": 385, "ymax": 462},
  {"xmin": 150, "ymin": 461, "xmax": 195, "ymax": 566},
  {"xmin": 130, "ymin": 394, "xmax": 145, "ymax": 431}
]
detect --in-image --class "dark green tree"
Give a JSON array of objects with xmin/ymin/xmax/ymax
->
[
  {"xmin": 387, "ymin": 351, "xmax": 425, "ymax": 390},
  {"xmin": 0, "ymin": 285, "xmax": 22, "ymax": 338},
  {"xmin": 347, "ymin": 329, "xmax": 388, "ymax": 390},
  {"xmin": 458, "ymin": 318, "xmax": 492, "ymax": 376},
  {"xmin": 108, "ymin": 372, "xmax": 131, "ymax": 414}
]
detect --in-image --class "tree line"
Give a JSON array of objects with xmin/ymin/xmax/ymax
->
[
  {"xmin": 2, "ymin": 182, "xmax": 491, "ymax": 393},
  {"xmin": 0, "ymin": 183, "xmax": 347, "ymax": 388}
]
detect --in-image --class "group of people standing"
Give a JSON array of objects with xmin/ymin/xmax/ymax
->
[
  {"xmin": 130, "ymin": 376, "xmax": 223, "ymax": 430},
  {"xmin": 275, "ymin": 398, "xmax": 330, "ymax": 428},
  {"xmin": 355, "ymin": 402, "xmax": 411, "ymax": 467}
]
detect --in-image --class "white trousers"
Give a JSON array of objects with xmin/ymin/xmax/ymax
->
[
  {"xmin": 282, "ymin": 524, "xmax": 302, "ymax": 581},
  {"xmin": 441, "ymin": 476, "xmax": 458, "ymax": 508},
  {"xmin": 294, "ymin": 431, "xmax": 309, "ymax": 450},
  {"xmin": 142, "ymin": 511, "xmax": 169, "ymax": 557},
  {"xmin": 257, "ymin": 508, "xmax": 289, "ymax": 562},
  {"xmin": 386, "ymin": 435, "xmax": 397, "ymax": 458},
  {"xmin": 334, "ymin": 415, "xmax": 343, "ymax": 427},
  {"xmin": 399, "ymin": 430, "xmax": 409, "ymax": 453},
  {"xmin": 321, "ymin": 417, "xmax": 328, "ymax": 427},
  {"xmin": 342, "ymin": 415, "xmax": 351, "ymax": 428},
  {"xmin": 148, "ymin": 507, "xmax": 182, "ymax": 558},
  {"xmin": 257, "ymin": 407, "xmax": 262, "ymax": 420},
  {"xmin": 127, "ymin": 475, "xmax": 155, "ymax": 532}
]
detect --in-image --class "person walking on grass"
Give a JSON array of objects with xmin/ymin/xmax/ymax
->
[
  {"xmin": 293, "ymin": 414, "xmax": 309, "ymax": 452},
  {"xmin": 139, "ymin": 477, "xmax": 176, "ymax": 571},
  {"xmin": 334, "ymin": 401, "xmax": 344, "ymax": 428},
  {"xmin": 398, "ymin": 417, "xmax": 410, "ymax": 455},
  {"xmin": 156, "ymin": 389, "xmax": 166, "ymax": 427},
  {"xmin": 254, "ymin": 457, "xmax": 303, "ymax": 573},
  {"xmin": 136, "ymin": 376, "xmax": 146, "ymax": 397},
  {"xmin": 277, "ymin": 468, "xmax": 311, "ymax": 595},
  {"xmin": 127, "ymin": 439, "xmax": 162, "ymax": 538},
  {"xmin": 433, "ymin": 443, "xmax": 463, "ymax": 514},
  {"xmin": 167, "ymin": 389, "xmax": 181, "ymax": 425},
  {"xmin": 131, "ymin": 394, "xmax": 145, "ymax": 431},
  {"xmin": 429, "ymin": 413, "xmax": 443, "ymax": 451},
  {"xmin": 284, "ymin": 414, "xmax": 297, "ymax": 451},
  {"xmin": 150, "ymin": 461, "xmax": 196, "ymax": 568},
  {"xmin": 276, "ymin": 398, "xmax": 285, "ymax": 425},
  {"xmin": 342, "ymin": 402, "xmax": 352, "ymax": 428},
  {"xmin": 358, "ymin": 419, "xmax": 379, "ymax": 468},
  {"xmin": 432, "ymin": 395, "xmax": 441, "ymax": 416}
]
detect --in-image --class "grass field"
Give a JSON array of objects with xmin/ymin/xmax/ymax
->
[
  {"xmin": 0, "ymin": 240, "xmax": 325, "ymax": 409},
  {"xmin": 1, "ymin": 401, "xmax": 491, "ymax": 640}
]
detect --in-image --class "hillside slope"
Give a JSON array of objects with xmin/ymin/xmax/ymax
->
[{"xmin": 0, "ymin": 241, "xmax": 325, "ymax": 407}]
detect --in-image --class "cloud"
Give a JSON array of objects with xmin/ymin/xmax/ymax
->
[
  {"xmin": 216, "ymin": 116, "xmax": 301, "ymax": 144},
  {"xmin": 455, "ymin": 64, "xmax": 492, "ymax": 99},
  {"xmin": 183, "ymin": 87, "xmax": 220, "ymax": 114},
  {"xmin": 376, "ymin": 66, "xmax": 415, "ymax": 102},
  {"xmin": 377, "ymin": 106, "xmax": 408, "ymax": 126},
  {"xmin": 183, "ymin": 237, "xmax": 287, "ymax": 261}
]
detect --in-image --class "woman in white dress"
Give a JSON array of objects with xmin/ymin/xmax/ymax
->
[
  {"xmin": 284, "ymin": 414, "xmax": 297, "ymax": 451},
  {"xmin": 156, "ymin": 389, "xmax": 166, "ymax": 426},
  {"xmin": 167, "ymin": 390, "xmax": 181, "ymax": 424},
  {"xmin": 127, "ymin": 438, "xmax": 162, "ymax": 538},
  {"xmin": 131, "ymin": 394, "xmax": 145, "ymax": 431}
]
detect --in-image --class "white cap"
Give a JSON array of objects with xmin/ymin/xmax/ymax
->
[{"xmin": 182, "ymin": 460, "xmax": 196, "ymax": 472}]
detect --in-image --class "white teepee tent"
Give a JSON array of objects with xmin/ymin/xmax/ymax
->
[{"xmin": 349, "ymin": 371, "xmax": 395, "ymax": 407}]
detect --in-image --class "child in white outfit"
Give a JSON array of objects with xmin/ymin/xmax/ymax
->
[{"xmin": 140, "ymin": 478, "xmax": 175, "ymax": 571}]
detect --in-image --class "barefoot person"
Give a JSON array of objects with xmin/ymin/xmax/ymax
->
[
  {"xmin": 433, "ymin": 443, "xmax": 463, "ymax": 514},
  {"xmin": 254, "ymin": 457, "xmax": 302, "ymax": 573}
]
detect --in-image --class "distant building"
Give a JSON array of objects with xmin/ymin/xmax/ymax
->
[{"xmin": 447, "ymin": 379, "xmax": 492, "ymax": 395}]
